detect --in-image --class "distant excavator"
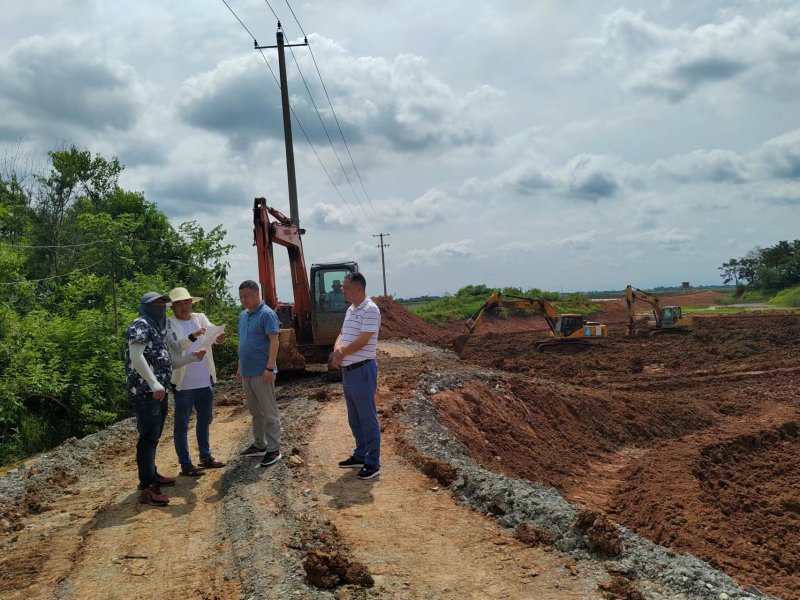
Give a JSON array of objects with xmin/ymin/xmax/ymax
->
[
  {"xmin": 453, "ymin": 292, "xmax": 608, "ymax": 354},
  {"xmin": 624, "ymin": 285, "xmax": 692, "ymax": 336}
]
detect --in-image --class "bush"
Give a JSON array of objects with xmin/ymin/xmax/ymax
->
[{"xmin": 769, "ymin": 287, "xmax": 800, "ymax": 308}]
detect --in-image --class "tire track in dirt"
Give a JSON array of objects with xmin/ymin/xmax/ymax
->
[
  {"xmin": 307, "ymin": 397, "xmax": 606, "ymax": 599},
  {"xmin": 0, "ymin": 403, "xmax": 250, "ymax": 600}
]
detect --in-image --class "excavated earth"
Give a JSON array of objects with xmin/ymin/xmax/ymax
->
[
  {"xmin": 375, "ymin": 296, "xmax": 800, "ymax": 600},
  {"xmin": 1, "ymin": 294, "xmax": 796, "ymax": 600}
]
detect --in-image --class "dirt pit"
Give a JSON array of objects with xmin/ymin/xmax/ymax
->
[{"xmin": 379, "ymin": 298, "xmax": 800, "ymax": 599}]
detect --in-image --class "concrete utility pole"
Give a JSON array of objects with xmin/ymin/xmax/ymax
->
[
  {"xmin": 374, "ymin": 233, "xmax": 390, "ymax": 296},
  {"xmin": 255, "ymin": 24, "xmax": 308, "ymax": 226}
]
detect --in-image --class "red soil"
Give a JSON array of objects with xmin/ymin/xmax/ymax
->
[{"xmin": 378, "ymin": 294, "xmax": 800, "ymax": 599}]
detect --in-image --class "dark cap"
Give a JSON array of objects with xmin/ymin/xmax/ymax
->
[{"xmin": 141, "ymin": 291, "xmax": 171, "ymax": 304}]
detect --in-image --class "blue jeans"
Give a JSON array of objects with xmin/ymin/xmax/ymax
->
[
  {"xmin": 173, "ymin": 386, "xmax": 214, "ymax": 468},
  {"xmin": 342, "ymin": 360, "xmax": 380, "ymax": 467},
  {"xmin": 132, "ymin": 393, "xmax": 168, "ymax": 488}
]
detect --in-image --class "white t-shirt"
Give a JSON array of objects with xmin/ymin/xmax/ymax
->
[
  {"xmin": 179, "ymin": 319, "xmax": 211, "ymax": 390},
  {"xmin": 340, "ymin": 297, "xmax": 381, "ymax": 366}
]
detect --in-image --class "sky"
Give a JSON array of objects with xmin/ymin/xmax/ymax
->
[{"xmin": 1, "ymin": 0, "xmax": 799, "ymax": 299}]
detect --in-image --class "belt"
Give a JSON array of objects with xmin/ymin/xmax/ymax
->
[{"xmin": 341, "ymin": 359, "xmax": 373, "ymax": 373}]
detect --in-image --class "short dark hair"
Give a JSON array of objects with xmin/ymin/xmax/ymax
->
[
  {"xmin": 344, "ymin": 272, "xmax": 366, "ymax": 289},
  {"xmin": 239, "ymin": 280, "xmax": 259, "ymax": 291}
]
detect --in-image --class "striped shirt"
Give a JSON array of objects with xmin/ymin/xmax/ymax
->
[{"xmin": 340, "ymin": 296, "xmax": 381, "ymax": 366}]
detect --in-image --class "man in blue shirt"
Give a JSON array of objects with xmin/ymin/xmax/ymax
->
[{"xmin": 237, "ymin": 280, "xmax": 283, "ymax": 467}]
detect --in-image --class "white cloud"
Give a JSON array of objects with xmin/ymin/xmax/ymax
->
[
  {"xmin": 0, "ymin": 35, "xmax": 146, "ymax": 137},
  {"xmin": 400, "ymin": 239, "xmax": 475, "ymax": 267}
]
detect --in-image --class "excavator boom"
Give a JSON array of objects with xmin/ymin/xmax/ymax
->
[
  {"xmin": 454, "ymin": 293, "xmax": 606, "ymax": 354},
  {"xmin": 625, "ymin": 284, "xmax": 691, "ymax": 335}
]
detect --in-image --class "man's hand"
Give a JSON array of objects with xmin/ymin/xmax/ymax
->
[
  {"xmin": 152, "ymin": 387, "xmax": 166, "ymax": 400},
  {"xmin": 192, "ymin": 326, "xmax": 207, "ymax": 338},
  {"xmin": 262, "ymin": 369, "xmax": 276, "ymax": 385},
  {"xmin": 331, "ymin": 347, "xmax": 343, "ymax": 369},
  {"xmin": 191, "ymin": 349, "xmax": 206, "ymax": 361},
  {"xmin": 215, "ymin": 333, "xmax": 226, "ymax": 344}
]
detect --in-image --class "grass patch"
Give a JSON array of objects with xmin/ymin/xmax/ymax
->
[{"xmin": 769, "ymin": 286, "xmax": 800, "ymax": 308}]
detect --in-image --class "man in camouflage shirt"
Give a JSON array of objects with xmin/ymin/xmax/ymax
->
[{"xmin": 125, "ymin": 292, "xmax": 204, "ymax": 506}]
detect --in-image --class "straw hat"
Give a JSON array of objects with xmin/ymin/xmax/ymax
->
[{"xmin": 168, "ymin": 287, "xmax": 203, "ymax": 304}]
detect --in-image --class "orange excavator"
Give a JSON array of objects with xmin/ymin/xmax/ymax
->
[
  {"xmin": 624, "ymin": 285, "xmax": 692, "ymax": 336},
  {"xmin": 253, "ymin": 197, "xmax": 358, "ymax": 370},
  {"xmin": 453, "ymin": 292, "xmax": 608, "ymax": 354}
]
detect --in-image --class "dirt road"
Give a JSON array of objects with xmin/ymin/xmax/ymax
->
[{"xmin": 0, "ymin": 351, "xmax": 607, "ymax": 600}]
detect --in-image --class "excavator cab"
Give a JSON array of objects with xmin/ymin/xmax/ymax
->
[
  {"xmin": 554, "ymin": 314, "xmax": 584, "ymax": 337},
  {"xmin": 310, "ymin": 262, "xmax": 359, "ymax": 345},
  {"xmin": 662, "ymin": 306, "xmax": 681, "ymax": 326}
]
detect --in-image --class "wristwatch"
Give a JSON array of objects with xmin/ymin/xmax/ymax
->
[{"xmin": 188, "ymin": 333, "xmax": 197, "ymax": 342}]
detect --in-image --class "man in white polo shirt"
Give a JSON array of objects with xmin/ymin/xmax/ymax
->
[{"xmin": 331, "ymin": 272, "xmax": 382, "ymax": 480}]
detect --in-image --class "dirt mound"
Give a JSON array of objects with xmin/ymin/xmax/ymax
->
[
  {"xmin": 303, "ymin": 548, "xmax": 374, "ymax": 589},
  {"xmin": 438, "ymin": 312, "xmax": 800, "ymax": 599},
  {"xmin": 573, "ymin": 510, "xmax": 622, "ymax": 557},
  {"xmin": 372, "ymin": 296, "xmax": 451, "ymax": 345}
]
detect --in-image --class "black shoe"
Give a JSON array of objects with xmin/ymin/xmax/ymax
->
[
  {"xmin": 258, "ymin": 450, "xmax": 283, "ymax": 468},
  {"xmin": 356, "ymin": 465, "xmax": 381, "ymax": 480},
  {"xmin": 338, "ymin": 456, "xmax": 365, "ymax": 469},
  {"xmin": 240, "ymin": 444, "xmax": 267, "ymax": 457}
]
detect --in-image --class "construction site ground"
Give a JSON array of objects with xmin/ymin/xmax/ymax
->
[{"xmin": 1, "ymin": 294, "xmax": 798, "ymax": 600}]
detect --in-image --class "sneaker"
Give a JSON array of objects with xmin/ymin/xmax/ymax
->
[
  {"xmin": 240, "ymin": 444, "xmax": 267, "ymax": 457},
  {"xmin": 156, "ymin": 474, "xmax": 176, "ymax": 486},
  {"xmin": 139, "ymin": 485, "xmax": 169, "ymax": 506},
  {"xmin": 180, "ymin": 465, "xmax": 206, "ymax": 477},
  {"xmin": 338, "ymin": 456, "xmax": 365, "ymax": 469},
  {"xmin": 258, "ymin": 450, "xmax": 283, "ymax": 468},
  {"xmin": 199, "ymin": 456, "xmax": 227, "ymax": 469},
  {"xmin": 356, "ymin": 465, "xmax": 381, "ymax": 480}
]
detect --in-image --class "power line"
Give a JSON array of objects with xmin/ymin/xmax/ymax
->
[
  {"xmin": 283, "ymin": 30, "xmax": 381, "ymax": 232},
  {"xmin": 262, "ymin": 1, "xmax": 382, "ymax": 232},
  {"xmin": 284, "ymin": 0, "xmax": 387, "ymax": 232},
  {"xmin": 0, "ymin": 260, "xmax": 104, "ymax": 286},
  {"xmin": 0, "ymin": 239, "xmax": 107, "ymax": 249},
  {"xmin": 220, "ymin": 0, "xmax": 372, "ymax": 235}
]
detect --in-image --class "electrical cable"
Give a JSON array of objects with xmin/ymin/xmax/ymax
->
[
  {"xmin": 284, "ymin": 0, "xmax": 388, "ymax": 232},
  {"xmin": 220, "ymin": 0, "xmax": 372, "ymax": 234},
  {"xmin": 0, "ymin": 260, "xmax": 104, "ymax": 286}
]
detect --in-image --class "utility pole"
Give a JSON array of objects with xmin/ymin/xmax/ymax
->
[
  {"xmin": 255, "ymin": 24, "xmax": 308, "ymax": 226},
  {"xmin": 374, "ymin": 233, "xmax": 390, "ymax": 296}
]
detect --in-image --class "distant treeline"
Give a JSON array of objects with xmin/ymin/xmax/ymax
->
[{"xmin": 0, "ymin": 145, "xmax": 239, "ymax": 464}]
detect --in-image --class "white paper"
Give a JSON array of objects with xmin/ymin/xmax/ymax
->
[{"xmin": 201, "ymin": 324, "xmax": 225, "ymax": 351}]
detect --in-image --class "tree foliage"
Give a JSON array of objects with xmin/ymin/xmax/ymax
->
[
  {"xmin": 719, "ymin": 240, "xmax": 800, "ymax": 293},
  {"xmin": 0, "ymin": 145, "xmax": 238, "ymax": 464}
]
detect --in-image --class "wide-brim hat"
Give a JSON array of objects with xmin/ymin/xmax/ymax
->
[{"xmin": 169, "ymin": 287, "xmax": 203, "ymax": 304}]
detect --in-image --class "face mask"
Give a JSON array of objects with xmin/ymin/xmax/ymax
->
[{"xmin": 142, "ymin": 303, "xmax": 167, "ymax": 331}]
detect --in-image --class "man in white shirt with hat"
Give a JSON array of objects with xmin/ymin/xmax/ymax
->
[{"xmin": 166, "ymin": 286, "xmax": 227, "ymax": 476}]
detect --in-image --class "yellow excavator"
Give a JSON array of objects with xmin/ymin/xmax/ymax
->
[
  {"xmin": 453, "ymin": 292, "xmax": 608, "ymax": 354},
  {"xmin": 624, "ymin": 285, "xmax": 692, "ymax": 336}
]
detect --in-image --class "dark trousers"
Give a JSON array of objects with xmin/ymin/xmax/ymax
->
[
  {"xmin": 132, "ymin": 393, "xmax": 168, "ymax": 488},
  {"xmin": 342, "ymin": 360, "xmax": 380, "ymax": 467}
]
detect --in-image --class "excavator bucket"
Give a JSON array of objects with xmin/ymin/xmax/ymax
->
[
  {"xmin": 276, "ymin": 328, "xmax": 306, "ymax": 371},
  {"xmin": 453, "ymin": 334, "xmax": 470, "ymax": 355}
]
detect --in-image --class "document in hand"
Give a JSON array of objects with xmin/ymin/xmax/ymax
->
[{"xmin": 201, "ymin": 324, "xmax": 225, "ymax": 351}]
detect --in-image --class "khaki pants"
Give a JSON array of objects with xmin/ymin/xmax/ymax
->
[{"xmin": 242, "ymin": 376, "xmax": 281, "ymax": 451}]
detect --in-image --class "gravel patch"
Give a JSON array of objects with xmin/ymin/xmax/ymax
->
[{"xmin": 401, "ymin": 370, "xmax": 779, "ymax": 600}]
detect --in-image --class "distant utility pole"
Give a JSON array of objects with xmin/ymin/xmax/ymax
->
[
  {"xmin": 255, "ymin": 24, "xmax": 308, "ymax": 226},
  {"xmin": 374, "ymin": 233, "xmax": 390, "ymax": 296}
]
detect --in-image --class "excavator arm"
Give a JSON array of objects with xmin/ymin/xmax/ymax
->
[
  {"xmin": 253, "ymin": 197, "xmax": 312, "ymax": 340},
  {"xmin": 624, "ymin": 285, "xmax": 664, "ymax": 334},
  {"xmin": 454, "ymin": 293, "xmax": 561, "ymax": 354}
]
